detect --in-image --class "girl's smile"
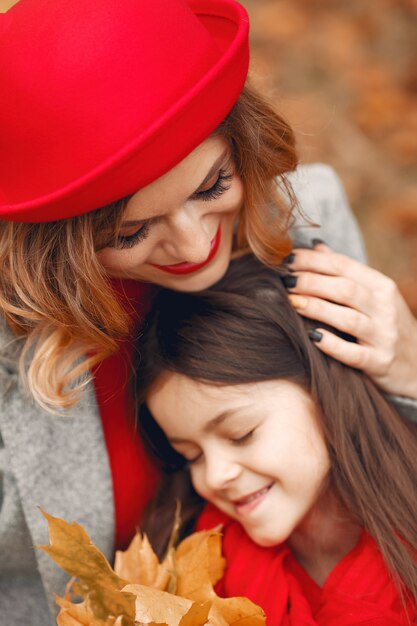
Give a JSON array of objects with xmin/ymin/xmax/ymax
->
[
  {"xmin": 147, "ymin": 374, "xmax": 331, "ymax": 547},
  {"xmin": 232, "ymin": 482, "xmax": 274, "ymax": 516},
  {"xmin": 97, "ymin": 136, "xmax": 243, "ymax": 292}
]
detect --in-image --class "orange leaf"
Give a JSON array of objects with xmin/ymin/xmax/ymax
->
[
  {"xmin": 123, "ymin": 584, "xmax": 209, "ymax": 626},
  {"xmin": 175, "ymin": 529, "xmax": 265, "ymax": 626},
  {"xmin": 56, "ymin": 596, "xmax": 126, "ymax": 626},
  {"xmin": 175, "ymin": 530, "xmax": 225, "ymax": 600},
  {"xmin": 38, "ymin": 510, "xmax": 135, "ymax": 624},
  {"xmin": 114, "ymin": 533, "xmax": 172, "ymax": 591}
]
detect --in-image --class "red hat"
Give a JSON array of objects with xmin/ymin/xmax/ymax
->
[{"xmin": 0, "ymin": 0, "xmax": 249, "ymax": 222}]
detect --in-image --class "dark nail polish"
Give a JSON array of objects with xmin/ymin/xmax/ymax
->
[
  {"xmin": 312, "ymin": 238, "xmax": 325, "ymax": 247},
  {"xmin": 282, "ymin": 275, "xmax": 298, "ymax": 289},
  {"xmin": 308, "ymin": 329, "xmax": 323, "ymax": 343},
  {"xmin": 283, "ymin": 252, "xmax": 295, "ymax": 264}
]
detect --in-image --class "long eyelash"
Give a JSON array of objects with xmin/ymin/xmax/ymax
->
[
  {"xmin": 110, "ymin": 169, "xmax": 233, "ymax": 250},
  {"xmin": 197, "ymin": 169, "xmax": 233, "ymax": 201},
  {"xmin": 113, "ymin": 221, "xmax": 151, "ymax": 250}
]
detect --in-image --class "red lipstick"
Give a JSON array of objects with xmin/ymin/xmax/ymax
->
[{"xmin": 152, "ymin": 225, "xmax": 221, "ymax": 275}]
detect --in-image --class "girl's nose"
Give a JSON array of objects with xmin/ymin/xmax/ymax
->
[
  {"xmin": 163, "ymin": 206, "xmax": 213, "ymax": 264},
  {"xmin": 204, "ymin": 454, "xmax": 241, "ymax": 492}
]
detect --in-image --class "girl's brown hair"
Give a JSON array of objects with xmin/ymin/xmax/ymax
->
[
  {"xmin": 0, "ymin": 83, "xmax": 297, "ymax": 411},
  {"xmin": 135, "ymin": 255, "xmax": 417, "ymax": 604}
]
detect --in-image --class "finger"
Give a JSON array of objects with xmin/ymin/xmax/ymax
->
[
  {"xmin": 288, "ymin": 247, "xmax": 387, "ymax": 289},
  {"xmin": 307, "ymin": 327, "xmax": 373, "ymax": 372},
  {"xmin": 284, "ymin": 271, "xmax": 375, "ymax": 317},
  {"xmin": 288, "ymin": 294, "xmax": 374, "ymax": 342}
]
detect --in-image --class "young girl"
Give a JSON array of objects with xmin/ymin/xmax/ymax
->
[
  {"xmin": 1, "ymin": 0, "xmax": 416, "ymax": 623},
  {"xmin": 136, "ymin": 255, "xmax": 417, "ymax": 625}
]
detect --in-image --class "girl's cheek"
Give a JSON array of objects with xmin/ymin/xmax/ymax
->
[{"xmin": 190, "ymin": 467, "xmax": 209, "ymax": 499}]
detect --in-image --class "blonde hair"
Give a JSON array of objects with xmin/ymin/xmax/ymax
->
[{"xmin": 0, "ymin": 82, "xmax": 298, "ymax": 411}]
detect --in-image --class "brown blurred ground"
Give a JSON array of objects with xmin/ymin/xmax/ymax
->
[{"xmin": 241, "ymin": 0, "xmax": 417, "ymax": 312}]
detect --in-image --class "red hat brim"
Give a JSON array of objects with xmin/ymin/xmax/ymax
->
[{"xmin": 0, "ymin": 0, "xmax": 249, "ymax": 222}]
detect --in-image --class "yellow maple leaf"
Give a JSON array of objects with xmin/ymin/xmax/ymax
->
[
  {"xmin": 123, "ymin": 584, "xmax": 211, "ymax": 626},
  {"xmin": 38, "ymin": 510, "xmax": 136, "ymax": 624},
  {"xmin": 40, "ymin": 511, "xmax": 265, "ymax": 626},
  {"xmin": 114, "ymin": 502, "xmax": 180, "ymax": 593},
  {"xmin": 175, "ymin": 530, "xmax": 264, "ymax": 626},
  {"xmin": 115, "ymin": 533, "xmax": 167, "ymax": 590},
  {"xmin": 56, "ymin": 595, "xmax": 126, "ymax": 626}
]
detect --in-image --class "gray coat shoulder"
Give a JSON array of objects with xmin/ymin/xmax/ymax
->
[{"xmin": 287, "ymin": 163, "xmax": 367, "ymax": 263}]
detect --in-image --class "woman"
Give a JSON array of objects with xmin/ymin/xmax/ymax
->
[
  {"xmin": 0, "ymin": 0, "xmax": 416, "ymax": 623},
  {"xmin": 137, "ymin": 255, "xmax": 417, "ymax": 624}
]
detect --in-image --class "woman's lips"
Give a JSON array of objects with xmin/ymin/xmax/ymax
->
[
  {"xmin": 151, "ymin": 225, "xmax": 221, "ymax": 275},
  {"xmin": 232, "ymin": 483, "xmax": 273, "ymax": 516}
]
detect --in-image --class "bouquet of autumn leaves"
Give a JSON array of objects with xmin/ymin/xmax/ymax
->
[{"xmin": 39, "ymin": 510, "xmax": 266, "ymax": 626}]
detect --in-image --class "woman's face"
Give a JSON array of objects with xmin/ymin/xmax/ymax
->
[
  {"xmin": 97, "ymin": 136, "xmax": 244, "ymax": 291},
  {"xmin": 147, "ymin": 375, "xmax": 331, "ymax": 547}
]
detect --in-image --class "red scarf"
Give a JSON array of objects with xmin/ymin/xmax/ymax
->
[
  {"xmin": 197, "ymin": 505, "xmax": 416, "ymax": 625},
  {"xmin": 92, "ymin": 279, "xmax": 160, "ymax": 549}
]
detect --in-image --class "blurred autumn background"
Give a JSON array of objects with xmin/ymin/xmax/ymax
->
[{"xmin": 241, "ymin": 0, "xmax": 417, "ymax": 313}]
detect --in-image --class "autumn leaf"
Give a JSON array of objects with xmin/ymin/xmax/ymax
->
[
  {"xmin": 114, "ymin": 533, "xmax": 171, "ymax": 591},
  {"xmin": 122, "ymin": 584, "xmax": 211, "ymax": 626},
  {"xmin": 175, "ymin": 530, "xmax": 265, "ymax": 626},
  {"xmin": 38, "ymin": 510, "xmax": 135, "ymax": 624},
  {"xmin": 175, "ymin": 530, "xmax": 226, "ymax": 593},
  {"xmin": 114, "ymin": 503, "xmax": 180, "ymax": 592},
  {"xmin": 56, "ymin": 595, "xmax": 127, "ymax": 626},
  {"xmin": 40, "ymin": 511, "xmax": 265, "ymax": 626}
]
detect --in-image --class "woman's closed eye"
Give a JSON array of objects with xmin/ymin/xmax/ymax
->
[
  {"xmin": 113, "ymin": 220, "xmax": 152, "ymax": 250},
  {"xmin": 110, "ymin": 168, "xmax": 233, "ymax": 250},
  {"xmin": 193, "ymin": 168, "xmax": 233, "ymax": 201}
]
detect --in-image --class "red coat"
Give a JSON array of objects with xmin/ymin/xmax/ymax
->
[{"xmin": 198, "ymin": 505, "xmax": 416, "ymax": 625}]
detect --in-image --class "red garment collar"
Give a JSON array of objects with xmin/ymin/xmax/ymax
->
[{"xmin": 197, "ymin": 505, "xmax": 415, "ymax": 625}]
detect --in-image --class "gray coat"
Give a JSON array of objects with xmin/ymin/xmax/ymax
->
[{"xmin": 1, "ymin": 164, "xmax": 416, "ymax": 625}]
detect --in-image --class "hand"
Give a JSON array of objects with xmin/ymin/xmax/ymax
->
[{"xmin": 283, "ymin": 242, "xmax": 417, "ymax": 400}]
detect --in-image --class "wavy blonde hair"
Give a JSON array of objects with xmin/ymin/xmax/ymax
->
[{"xmin": 0, "ymin": 82, "xmax": 298, "ymax": 411}]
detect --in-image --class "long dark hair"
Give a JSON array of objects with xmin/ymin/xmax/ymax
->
[{"xmin": 135, "ymin": 254, "xmax": 417, "ymax": 602}]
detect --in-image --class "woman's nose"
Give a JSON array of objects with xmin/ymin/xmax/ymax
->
[{"xmin": 163, "ymin": 205, "xmax": 213, "ymax": 264}]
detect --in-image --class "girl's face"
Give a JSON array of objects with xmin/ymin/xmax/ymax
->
[
  {"xmin": 97, "ymin": 136, "xmax": 244, "ymax": 292},
  {"xmin": 147, "ymin": 374, "xmax": 331, "ymax": 547}
]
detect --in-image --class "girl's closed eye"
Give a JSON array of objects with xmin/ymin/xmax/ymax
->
[
  {"xmin": 229, "ymin": 427, "xmax": 256, "ymax": 445},
  {"xmin": 185, "ymin": 451, "xmax": 203, "ymax": 466},
  {"xmin": 172, "ymin": 443, "xmax": 203, "ymax": 466}
]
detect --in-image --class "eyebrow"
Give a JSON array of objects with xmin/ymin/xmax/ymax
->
[
  {"xmin": 120, "ymin": 147, "xmax": 231, "ymax": 228},
  {"xmin": 195, "ymin": 147, "xmax": 230, "ymax": 191},
  {"xmin": 169, "ymin": 405, "xmax": 252, "ymax": 445}
]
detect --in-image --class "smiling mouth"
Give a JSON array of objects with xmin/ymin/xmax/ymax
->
[
  {"xmin": 232, "ymin": 483, "xmax": 273, "ymax": 515},
  {"xmin": 151, "ymin": 225, "xmax": 221, "ymax": 276}
]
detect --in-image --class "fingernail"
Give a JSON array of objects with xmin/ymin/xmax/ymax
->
[
  {"xmin": 308, "ymin": 329, "xmax": 323, "ymax": 343},
  {"xmin": 283, "ymin": 252, "xmax": 295, "ymax": 264},
  {"xmin": 281, "ymin": 275, "xmax": 298, "ymax": 289},
  {"xmin": 312, "ymin": 238, "xmax": 326, "ymax": 247},
  {"xmin": 288, "ymin": 294, "xmax": 308, "ymax": 310}
]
